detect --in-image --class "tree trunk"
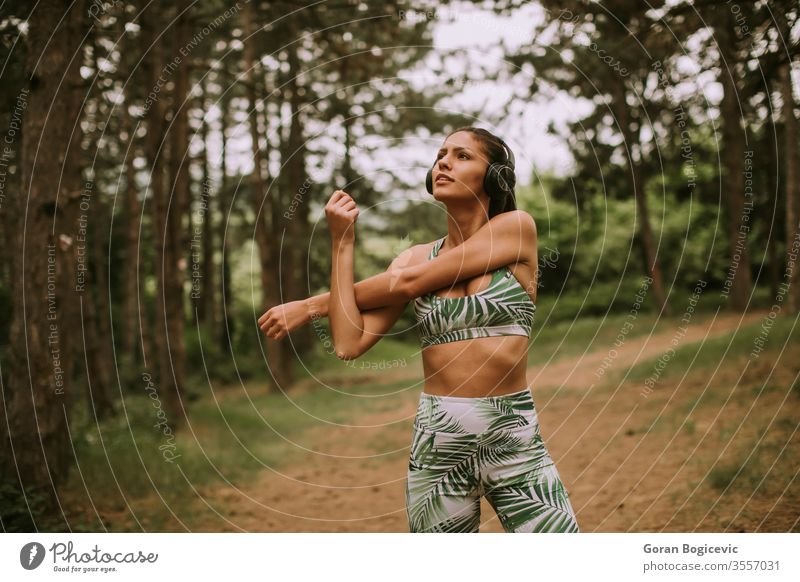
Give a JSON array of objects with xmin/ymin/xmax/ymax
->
[
  {"xmin": 765, "ymin": 122, "xmax": 780, "ymax": 300},
  {"xmin": 198, "ymin": 89, "xmax": 217, "ymax": 329},
  {"xmin": 716, "ymin": 18, "xmax": 753, "ymax": 310},
  {"xmin": 0, "ymin": 0, "xmax": 87, "ymax": 527},
  {"xmin": 122, "ymin": 107, "xmax": 143, "ymax": 362},
  {"xmin": 779, "ymin": 61, "xmax": 799, "ymax": 314},
  {"xmin": 242, "ymin": 1, "xmax": 288, "ymax": 391},
  {"xmin": 80, "ymin": 181, "xmax": 116, "ymax": 419},
  {"xmin": 281, "ymin": 34, "xmax": 314, "ymax": 361},
  {"xmin": 217, "ymin": 76, "xmax": 234, "ymax": 354},
  {"xmin": 612, "ymin": 81, "xmax": 670, "ymax": 315},
  {"xmin": 141, "ymin": 4, "xmax": 186, "ymax": 430},
  {"xmin": 81, "ymin": 265, "xmax": 115, "ymax": 420},
  {"xmin": 80, "ymin": 31, "xmax": 115, "ymax": 417},
  {"xmin": 162, "ymin": 0, "xmax": 190, "ymax": 426}
]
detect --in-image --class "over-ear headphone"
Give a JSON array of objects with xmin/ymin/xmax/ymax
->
[{"xmin": 425, "ymin": 134, "xmax": 517, "ymax": 200}]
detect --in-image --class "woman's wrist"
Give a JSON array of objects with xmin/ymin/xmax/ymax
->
[
  {"xmin": 331, "ymin": 236, "xmax": 355, "ymax": 250},
  {"xmin": 304, "ymin": 294, "xmax": 328, "ymax": 320}
]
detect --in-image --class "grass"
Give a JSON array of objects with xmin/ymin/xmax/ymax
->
[
  {"xmin": 64, "ymin": 374, "xmax": 417, "ymax": 531},
  {"xmin": 622, "ymin": 313, "xmax": 799, "ymax": 440},
  {"xmin": 526, "ymin": 308, "xmax": 728, "ymax": 367},
  {"xmin": 707, "ymin": 417, "xmax": 799, "ymax": 497},
  {"xmin": 625, "ymin": 313, "xmax": 799, "ymax": 385}
]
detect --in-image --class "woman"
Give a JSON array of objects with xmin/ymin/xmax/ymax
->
[{"xmin": 258, "ymin": 127, "xmax": 579, "ymax": 533}]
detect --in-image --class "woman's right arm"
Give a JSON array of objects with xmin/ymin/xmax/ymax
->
[{"xmin": 258, "ymin": 246, "xmax": 417, "ymax": 340}]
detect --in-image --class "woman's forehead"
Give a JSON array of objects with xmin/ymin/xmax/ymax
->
[{"xmin": 440, "ymin": 131, "xmax": 484, "ymax": 154}]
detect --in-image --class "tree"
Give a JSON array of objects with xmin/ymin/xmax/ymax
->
[
  {"xmin": 508, "ymin": 0, "xmax": 671, "ymax": 313},
  {"xmin": 1, "ymin": 0, "xmax": 89, "ymax": 527}
]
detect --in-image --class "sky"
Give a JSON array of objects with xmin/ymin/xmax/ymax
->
[
  {"xmin": 207, "ymin": 1, "xmax": 799, "ymax": 209},
  {"xmin": 207, "ymin": 1, "xmax": 581, "ymax": 203}
]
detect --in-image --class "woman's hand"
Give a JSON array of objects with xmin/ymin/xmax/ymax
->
[
  {"xmin": 258, "ymin": 300, "xmax": 309, "ymax": 340},
  {"xmin": 325, "ymin": 190, "xmax": 359, "ymax": 243}
]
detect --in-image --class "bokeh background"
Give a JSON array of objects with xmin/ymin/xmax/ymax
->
[{"xmin": 0, "ymin": 0, "xmax": 798, "ymax": 532}]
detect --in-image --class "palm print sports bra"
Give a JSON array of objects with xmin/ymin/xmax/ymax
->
[{"xmin": 413, "ymin": 236, "xmax": 537, "ymax": 349}]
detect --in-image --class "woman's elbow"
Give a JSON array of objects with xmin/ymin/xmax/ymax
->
[
  {"xmin": 335, "ymin": 345, "xmax": 361, "ymax": 361},
  {"xmin": 398, "ymin": 267, "xmax": 419, "ymax": 301}
]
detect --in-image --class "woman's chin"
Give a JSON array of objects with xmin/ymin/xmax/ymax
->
[{"xmin": 432, "ymin": 188, "xmax": 472, "ymax": 201}]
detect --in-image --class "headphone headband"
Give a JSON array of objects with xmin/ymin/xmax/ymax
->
[{"xmin": 496, "ymin": 137, "xmax": 515, "ymax": 170}]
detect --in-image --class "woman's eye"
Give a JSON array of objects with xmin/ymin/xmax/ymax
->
[{"xmin": 435, "ymin": 152, "xmax": 469, "ymax": 161}]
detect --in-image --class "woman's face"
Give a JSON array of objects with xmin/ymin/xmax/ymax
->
[{"xmin": 431, "ymin": 131, "xmax": 489, "ymax": 201}]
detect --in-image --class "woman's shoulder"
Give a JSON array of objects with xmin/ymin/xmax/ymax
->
[
  {"xmin": 389, "ymin": 237, "xmax": 441, "ymax": 269},
  {"xmin": 491, "ymin": 209, "xmax": 536, "ymax": 229}
]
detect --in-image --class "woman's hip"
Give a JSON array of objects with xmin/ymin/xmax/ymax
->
[{"xmin": 414, "ymin": 385, "xmax": 539, "ymax": 435}]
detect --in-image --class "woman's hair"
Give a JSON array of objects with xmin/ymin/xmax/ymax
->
[{"xmin": 446, "ymin": 126, "xmax": 517, "ymax": 218}]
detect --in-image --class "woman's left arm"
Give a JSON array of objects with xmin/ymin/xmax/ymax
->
[
  {"xmin": 404, "ymin": 209, "xmax": 538, "ymax": 299},
  {"xmin": 326, "ymin": 190, "xmax": 365, "ymax": 359}
]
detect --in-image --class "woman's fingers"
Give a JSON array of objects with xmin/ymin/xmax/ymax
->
[
  {"xmin": 263, "ymin": 320, "xmax": 282, "ymax": 338},
  {"xmin": 330, "ymin": 190, "xmax": 357, "ymax": 207},
  {"xmin": 329, "ymin": 190, "xmax": 347, "ymax": 204},
  {"xmin": 328, "ymin": 190, "xmax": 352, "ymax": 207},
  {"xmin": 258, "ymin": 312, "xmax": 280, "ymax": 336}
]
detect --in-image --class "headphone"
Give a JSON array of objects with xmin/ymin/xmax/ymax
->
[{"xmin": 425, "ymin": 134, "xmax": 517, "ymax": 201}]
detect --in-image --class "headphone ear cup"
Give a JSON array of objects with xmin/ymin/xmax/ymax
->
[
  {"xmin": 484, "ymin": 162, "xmax": 502, "ymax": 198},
  {"xmin": 496, "ymin": 164, "xmax": 516, "ymax": 194},
  {"xmin": 425, "ymin": 166, "xmax": 434, "ymax": 195},
  {"xmin": 484, "ymin": 162, "xmax": 516, "ymax": 199}
]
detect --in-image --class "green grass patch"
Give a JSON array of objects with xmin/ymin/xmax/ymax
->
[
  {"xmin": 707, "ymin": 418, "xmax": 799, "ymax": 497},
  {"xmin": 527, "ymin": 309, "xmax": 725, "ymax": 367},
  {"xmin": 626, "ymin": 313, "xmax": 799, "ymax": 386}
]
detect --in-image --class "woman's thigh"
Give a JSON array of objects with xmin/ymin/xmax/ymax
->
[
  {"xmin": 405, "ymin": 425, "xmax": 481, "ymax": 533},
  {"xmin": 483, "ymin": 459, "xmax": 580, "ymax": 533}
]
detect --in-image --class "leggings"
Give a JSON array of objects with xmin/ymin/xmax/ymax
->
[{"xmin": 406, "ymin": 386, "xmax": 580, "ymax": 533}]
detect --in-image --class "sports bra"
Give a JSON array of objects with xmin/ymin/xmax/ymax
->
[{"xmin": 413, "ymin": 236, "xmax": 536, "ymax": 349}]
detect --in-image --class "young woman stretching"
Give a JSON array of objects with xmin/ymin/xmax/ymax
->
[{"xmin": 258, "ymin": 127, "xmax": 579, "ymax": 533}]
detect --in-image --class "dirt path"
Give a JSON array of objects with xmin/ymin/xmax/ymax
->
[{"xmin": 180, "ymin": 310, "xmax": 799, "ymax": 532}]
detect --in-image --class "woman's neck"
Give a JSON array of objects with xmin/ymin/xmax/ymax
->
[{"xmin": 442, "ymin": 205, "xmax": 489, "ymax": 250}]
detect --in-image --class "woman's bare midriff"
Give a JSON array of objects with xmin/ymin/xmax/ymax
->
[
  {"xmin": 421, "ymin": 334, "xmax": 530, "ymax": 397},
  {"xmin": 413, "ymin": 240, "xmax": 536, "ymax": 398}
]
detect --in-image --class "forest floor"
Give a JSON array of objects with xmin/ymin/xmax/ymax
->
[{"xmin": 65, "ymin": 309, "xmax": 800, "ymax": 532}]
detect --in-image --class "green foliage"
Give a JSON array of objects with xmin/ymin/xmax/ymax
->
[
  {"xmin": 645, "ymin": 189, "xmax": 729, "ymax": 289},
  {"xmin": 518, "ymin": 174, "xmax": 754, "ymax": 305},
  {"xmin": 0, "ymin": 482, "xmax": 62, "ymax": 532}
]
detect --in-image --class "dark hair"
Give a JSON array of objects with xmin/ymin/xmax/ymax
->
[{"xmin": 446, "ymin": 126, "xmax": 517, "ymax": 218}]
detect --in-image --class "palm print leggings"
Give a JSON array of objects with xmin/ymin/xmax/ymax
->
[{"xmin": 406, "ymin": 386, "xmax": 580, "ymax": 533}]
